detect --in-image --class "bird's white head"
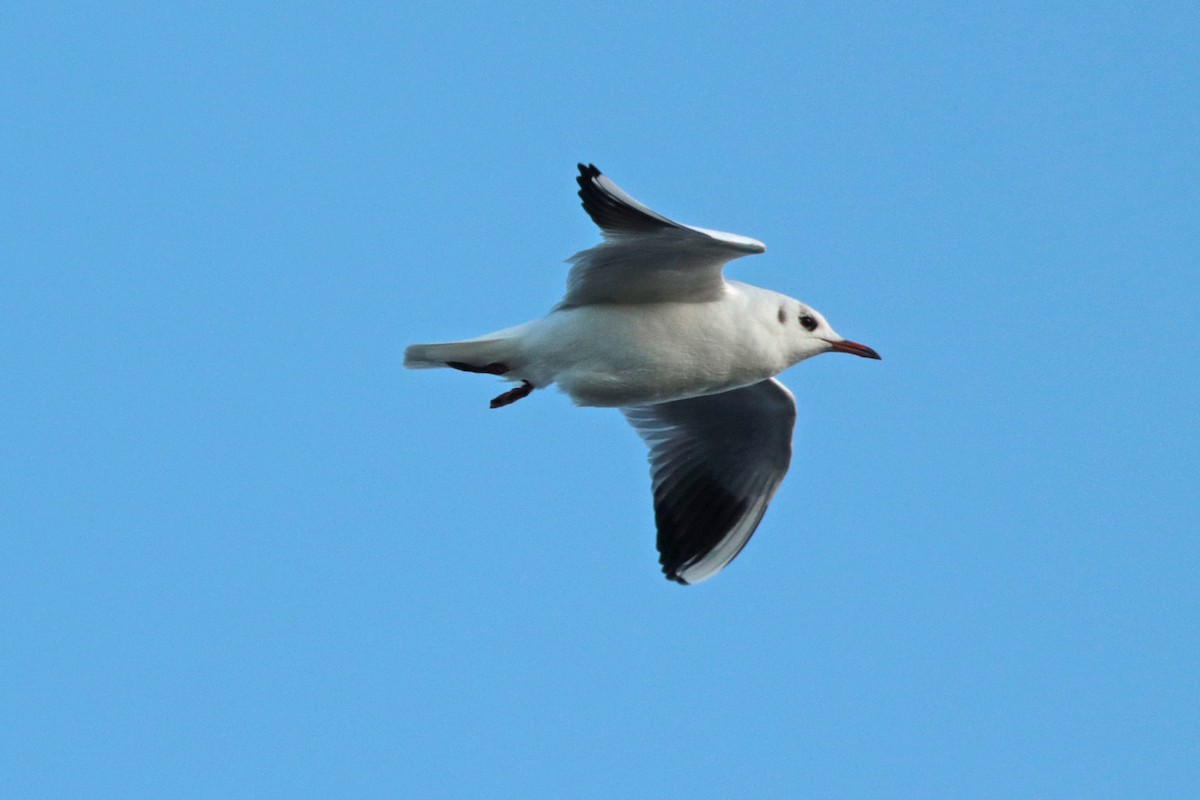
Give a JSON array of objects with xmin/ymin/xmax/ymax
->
[{"xmin": 784, "ymin": 302, "xmax": 881, "ymax": 365}]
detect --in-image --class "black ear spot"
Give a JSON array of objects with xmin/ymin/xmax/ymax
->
[
  {"xmin": 777, "ymin": 306, "xmax": 787, "ymax": 325},
  {"xmin": 799, "ymin": 314, "xmax": 818, "ymax": 332}
]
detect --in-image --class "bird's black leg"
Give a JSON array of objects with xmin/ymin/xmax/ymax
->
[
  {"xmin": 490, "ymin": 380, "xmax": 534, "ymax": 409},
  {"xmin": 444, "ymin": 360, "xmax": 531, "ymax": 408},
  {"xmin": 446, "ymin": 361, "xmax": 509, "ymax": 375}
]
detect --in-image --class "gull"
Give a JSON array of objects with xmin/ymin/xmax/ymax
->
[{"xmin": 406, "ymin": 164, "xmax": 880, "ymax": 584}]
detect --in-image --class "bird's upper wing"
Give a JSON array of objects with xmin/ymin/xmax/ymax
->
[
  {"xmin": 560, "ymin": 164, "xmax": 765, "ymax": 307},
  {"xmin": 621, "ymin": 378, "xmax": 796, "ymax": 585}
]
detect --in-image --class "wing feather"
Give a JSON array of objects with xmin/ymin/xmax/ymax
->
[
  {"xmin": 561, "ymin": 164, "xmax": 765, "ymax": 307},
  {"xmin": 621, "ymin": 379, "xmax": 797, "ymax": 584}
]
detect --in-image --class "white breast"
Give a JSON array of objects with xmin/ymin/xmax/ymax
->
[{"xmin": 517, "ymin": 283, "xmax": 792, "ymax": 407}]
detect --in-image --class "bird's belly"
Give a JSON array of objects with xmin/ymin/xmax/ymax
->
[{"xmin": 525, "ymin": 304, "xmax": 783, "ymax": 407}]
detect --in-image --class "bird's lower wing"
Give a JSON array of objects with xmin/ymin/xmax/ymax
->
[{"xmin": 621, "ymin": 379, "xmax": 796, "ymax": 585}]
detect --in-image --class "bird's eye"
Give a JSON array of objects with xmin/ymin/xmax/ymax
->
[{"xmin": 799, "ymin": 314, "xmax": 818, "ymax": 332}]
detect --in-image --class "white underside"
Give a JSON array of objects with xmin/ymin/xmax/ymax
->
[{"xmin": 501, "ymin": 282, "xmax": 808, "ymax": 407}]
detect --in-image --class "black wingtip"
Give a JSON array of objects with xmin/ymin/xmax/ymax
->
[
  {"xmin": 663, "ymin": 568, "xmax": 690, "ymax": 586},
  {"xmin": 653, "ymin": 471, "xmax": 753, "ymax": 587},
  {"xmin": 574, "ymin": 162, "xmax": 679, "ymax": 234},
  {"xmin": 575, "ymin": 162, "xmax": 600, "ymax": 193}
]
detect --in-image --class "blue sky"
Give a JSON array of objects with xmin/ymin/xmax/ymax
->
[{"xmin": 2, "ymin": 2, "xmax": 1197, "ymax": 797}]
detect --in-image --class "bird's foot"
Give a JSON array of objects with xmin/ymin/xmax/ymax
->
[{"xmin": 490, "ymin": 380, "xmax": 534, "ymax": 409}]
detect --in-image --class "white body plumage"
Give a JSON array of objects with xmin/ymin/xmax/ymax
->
[{"xmin": 405, "ymin": 164, "xmax": 879, "ymax": 584}]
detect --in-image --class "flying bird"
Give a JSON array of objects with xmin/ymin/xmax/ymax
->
[{"xmin": 406, "ymin": 164, "xmax": 880, "ymax": 584}]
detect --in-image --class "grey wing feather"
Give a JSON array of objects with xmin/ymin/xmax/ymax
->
[
  {"xmin": 621, "ymin": 379, "xmax": 797, "ymax": 585},
  {"xmin": 562, "ymin": 164, "xmax": 765, "ymax": 307}
]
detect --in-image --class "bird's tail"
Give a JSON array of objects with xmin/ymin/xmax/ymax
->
[{"xmin": 403, "ymin": 334, "xmax": 521, "ymax": 372}]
